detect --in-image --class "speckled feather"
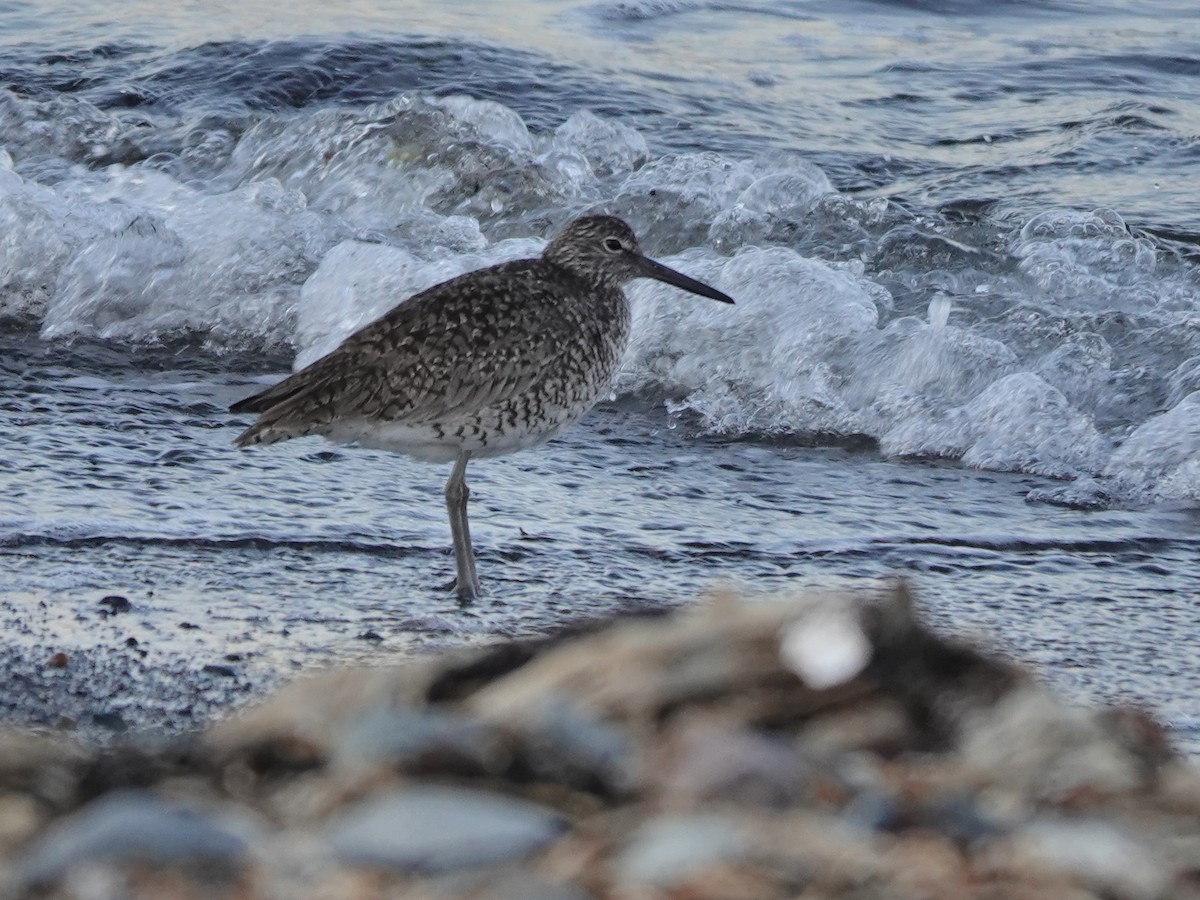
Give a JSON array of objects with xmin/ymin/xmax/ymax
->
[
  {"xmin": 231, "ymin": 215, "xmax": 732, "ymax": 598},
  {"xmin": 232, "ymin": 218, "xmax": 637, "ymax": 459}
]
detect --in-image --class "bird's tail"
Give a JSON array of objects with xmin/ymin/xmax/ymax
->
[
  {"xmin": 232, "ymin": 423, "xmax": 275, "ymax": 448},
  {"xmin": 233, "ymin": 410, "xmax": 329, "ymax": 448},
  {"xmin": 230, "ymin": 367, "xmax": 340, "ymax": 448}
]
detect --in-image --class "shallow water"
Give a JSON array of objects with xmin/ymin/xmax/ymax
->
[
  {"xmin": 4, "ymin": 338, "xmax": 1200, "ymax": 746},
  {"xmin": 1, "ymin": 1, "xmax": 1199, "ymax": 745}
]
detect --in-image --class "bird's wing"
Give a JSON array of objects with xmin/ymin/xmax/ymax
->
[{"xmin": 231, "ymin": 260, "xmax": 586, "ymax": 446}]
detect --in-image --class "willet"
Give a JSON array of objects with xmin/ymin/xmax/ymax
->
[{"xmin": 230, "ymin": 215, "xmax": 734, "ymax": 600}]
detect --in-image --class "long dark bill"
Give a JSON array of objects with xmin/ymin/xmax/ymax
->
[{"xmin": 637, "ymin": 255, "xmax": 735, "ymax": 304}]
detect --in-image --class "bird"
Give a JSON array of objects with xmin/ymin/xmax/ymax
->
[{"xmin": 230, "ymin": 214, "xmax": 734, "ymax": 601}]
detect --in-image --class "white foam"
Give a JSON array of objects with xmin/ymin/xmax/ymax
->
[
  {"xmin": 958, "ymin": 373, "xmax": 1109, "ymax": 478},
  {"xmin": 427, "ymin": 95, "xmax": 533, "ymax": 153},
  {"xmin": 1013, "ymin": 207, "xmax": 1173, "ymax": 312},
  {"xmin": 620, "ymin": 246, "xmax": 877, "ymax": 436},
  {"xmin": 592, "ymin": 0, "xmax": 709, "ymax": 21},
  {"xmin": 732, "ymin": 164, "xmax": 832, "ymax": 218},
  {"xmin": 1105, "ymin": 392, "xmax": 1200, "ymax": 503},
  {"xmin": 928, "ymin": 293, "xmax": 952, "ymax": 329},
  {"xmin": 553, "ymin": 109, "xmax": 649, "ymax": 179},
  {"xmin": 868, "ymin": 346, "xmax": 1110, "ymax": 478},
  {"xmin": 0, "ymin": 169, "xmax": 94, "ymax": 321},
  {"xmin": 4, "ymin": 86, "xmax": 1199, "ymax": 504},
  {"xmin": 39, "ymin": 168, "xmax": 331, "ymax": 345}
]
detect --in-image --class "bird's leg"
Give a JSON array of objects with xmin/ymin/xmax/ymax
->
[{"xmin": 444, "ymin": 451, "xmax": 480, "ymax": 601}]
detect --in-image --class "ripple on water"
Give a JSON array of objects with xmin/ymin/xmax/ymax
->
[{"xmin": 2, "ymin": 347, "xmax": 1200, "ymax": 747}]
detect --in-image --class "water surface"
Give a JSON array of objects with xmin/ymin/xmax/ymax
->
[{"xmin": 1, "ymin": 0, "xmax": 1198, "ymax": 745}]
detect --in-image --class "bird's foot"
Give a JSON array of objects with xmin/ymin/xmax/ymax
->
[{"xmin": 440, "ymin": 576, "xmax": 481, "ymax": 605}]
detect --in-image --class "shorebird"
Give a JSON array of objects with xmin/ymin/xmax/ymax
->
[{"xmin": 230, "ymin": 215, "xmax": 734, "ymax": 600}]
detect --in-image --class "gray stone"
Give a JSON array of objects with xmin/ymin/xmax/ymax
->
[
  {"xmin": 325, "ymin": 785, "xmax": 567, "ymax": 874},
  {"xmin": 614, "ymin": 815, "xmax": 749, "ymax": 887},
  {"xmin": 1004, "ymin": 818, "xmax": 1172, "ymax": 900},
  {"xmin": 922, "ymin": 793, "xmax": 1004, "ymax": 844},
  {"xmin": 842, "ymin": 789, "xmax": 1002, "ymax": 843},
  {"xmin": 419, "ymin": 870, "xmax": 593, "ymax": 900},
  {"xmin": 961, "ymin": 688, "xmax": 1144, "ymax": 796},
  {"xmin": 17, "ymin": 789, "xmax": 249, "ymax": 888},
  {"xmin": 655, "ymin": 722, "xmax": 805, "ymax": 808},
  {"xmin": 519, "ymin": 695, "xmax": 635, "ymax": 794},
  {"xmin": 335, "ymin": 706, "xmax": 506, "ymax": 773},
  {"xmin": 841, "ymin": 790, "xmax": 901, "ymax": 833}
]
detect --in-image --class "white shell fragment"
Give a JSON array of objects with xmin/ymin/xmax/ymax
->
[{"xmin": 779, "ymin": 605, "xmax": 872, "ymax": 690}]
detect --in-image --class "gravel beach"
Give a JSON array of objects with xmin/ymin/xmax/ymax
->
[{"xmin": 2, "ymin": 582, "xmax": 1196, "ymax": 899}]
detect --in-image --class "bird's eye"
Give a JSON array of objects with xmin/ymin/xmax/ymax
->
[{"xmin": 602, "ymin": 237, "xmax": 624, "ymax": 253}]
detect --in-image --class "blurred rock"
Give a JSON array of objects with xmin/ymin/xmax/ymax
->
[
  {"xmin": 15, "ymin": 789, "xmax": 251, "ymax": 889},
  {"xmin": 0, "ymin": 793, "xmax": 42, "ymax": 855},
  {"xmin": 406, "ymin": 870, "xmax": 592, "ymax": 900},
  {"xmin": 613, "ymin": 815, "xmax": 750, "ymax": 887},
  {"xmin": 651, "ymin": 719, "xmax": 806, "ymax": 808},
  {"xmin": 983, "ymin": 817, "xmax": 1172, "ymax": 900},
  {"xmin": 800, "ymin": 695, "xmax": 916, "ymax": 756},
  {"xmin": 487, "ymin": 694, "xmax": 637, "ymax": 797},
  {"xmin": 0, "ymin": 583, "xmax": 1194, "ymax": 899},
  {"xmin": 779, "ymin": 601, "xmax": 872, "ymax": 689},
  {"xmin": 333, "ymin": 706, "xmax": 509, "ymax": 776},
  {"xmin": 0, "ymin": 731, "xmax": 82, "ymax": 803},
  {"xmin": 960, "ymin": 687, "xmax": 1148, "ymax": 796},
  {"xmin": 325, "ymin": 786, "xmax": 567, "ymax": 874}
]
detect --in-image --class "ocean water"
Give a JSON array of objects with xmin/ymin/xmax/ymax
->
[{"xmin": 2, "ymin": 0, "xmax": 1199, "ymax": 743}]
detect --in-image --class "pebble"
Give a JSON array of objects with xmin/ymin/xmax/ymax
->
[
  {"xmin": 325, "ymin": 786, "xmax": 567, "ymax": 874},
  {"xmin": 98, "ymin": 595, "xmax": 131, "ymax": 614},
  {"xmin": 16, "ymin": 789, "xmax": 250, "ymax": 889},
  {"xmin": 800, "ymin": 696, "xmax": 915, "ymax": 755},
  {"xmin": 405, "ymin": 871, "xmax": 591, "ymax": 900},
  {"xmin": 0, "ymin": 585, "xmax": 1195, "ymax": 899},
  {"xmin": 0, "ymin": 793, "xmax": 42, "ymax": 853},
  {"xmin": 614, "ymin": 815, "xmax": 750, "ymax": 887},
  {"xmin": 91, "ymin": 711, "xmax": 128, "ymax": 732},
  {"xmin": 960, "ymin": 687, "xmax": 1145, "ymax": 796},
  {"xmin": 333, "ymin": 706, "xmax": 506, "ymax": 774},
  {"xmin": 841, "ymin": 788, "xmax": 900, "ymax": 832},
  {"xmin": 779, "ymin": 602, "xmax": 872, "ymax": 689},
  {"xmin": 652, "ymin": 719, "xmax": 805, "ymax": 808},
  {"xmin": 488, "ymin": 693, "xmax": 635, "ymax": 795},
  {"xmin": 990, "ymin": 818, "xmax": 1172, "ymax": 900}
]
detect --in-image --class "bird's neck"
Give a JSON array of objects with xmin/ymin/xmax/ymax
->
[{"xmin": 545, "ymin": 259, "xmax": 624, "ymax": 293}]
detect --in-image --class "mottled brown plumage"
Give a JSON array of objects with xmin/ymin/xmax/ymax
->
[{"xmin": 231, "ymin": 215, "xmax": 733, "ymax": 600}]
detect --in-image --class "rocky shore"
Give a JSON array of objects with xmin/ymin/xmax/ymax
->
[{"xmin": 2, "ymin": 582, "xmax": 1197, "ymax": 899}]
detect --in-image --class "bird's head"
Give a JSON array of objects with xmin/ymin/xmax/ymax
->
[{"xmin": 542, "ymin": 215, "xmax": 734, "ymax": 305}]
